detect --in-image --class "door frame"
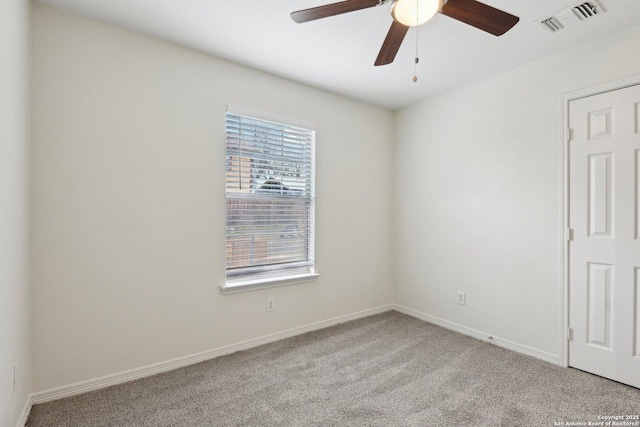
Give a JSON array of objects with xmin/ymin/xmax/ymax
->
[{"xmin": 560, "ymin": 73, "xmax": 640, "ymax": 368}]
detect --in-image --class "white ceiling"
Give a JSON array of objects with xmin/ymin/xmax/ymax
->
[{"xmin": 36, "ymin": 0, "xmax": 640, "ymax": 110}]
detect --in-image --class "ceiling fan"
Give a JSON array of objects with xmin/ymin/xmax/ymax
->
[{"xmin": 291, "ymin": 0, "xmax": 519, "ymax": 66}]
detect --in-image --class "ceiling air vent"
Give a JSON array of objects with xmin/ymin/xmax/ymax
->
[
  {"xmin": 540, "ymin": 17, "xmax": 564, "ymax": 32},
  {"xmin": 536, "ymin": 0, "xmax": 604, "ymax": 33},
  {"xmin": 572, "ymin": 2, "xmax": 600, "ymax": 20}
]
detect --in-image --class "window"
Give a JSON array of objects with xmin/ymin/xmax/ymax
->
[{"xmin": 223, "ymin": 106, "xmax": 316, "ymax": 293}]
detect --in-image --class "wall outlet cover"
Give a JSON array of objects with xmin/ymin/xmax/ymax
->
[{"xmin": 457, "ymin": 291, "xmax": 466, "ymax": 305}]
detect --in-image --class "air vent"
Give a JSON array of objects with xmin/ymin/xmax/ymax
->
[
  {"xmin": 540, "ymin": 17, "xmax": 564, "ymax": 32},
  {"xmin": 536, "ymin": 0, "xmax": 604, "ymax": 33},
  {"xmin": 572, "ymin": 2, "xmax": 600, "ymax": 20}
]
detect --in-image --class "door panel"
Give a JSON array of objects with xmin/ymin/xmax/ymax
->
[
  {"xmin": 569, "ymin": 84, "xmax": 640, "ymax": 389},
  {"xmin": 588, "ymin": 152, "xmax": 613, "ymax": 237},
  {"xmin": 586, "ymin": 262, "xmax": 612, "ymax": 348},
  {"xmin": 635, "ymin": 268, "xmax": 640, "ymax": 357}
]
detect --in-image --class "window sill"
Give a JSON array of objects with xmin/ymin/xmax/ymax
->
[{"xmin": 220, "ymin": 273, "xmax": 319, "ymax": 295}]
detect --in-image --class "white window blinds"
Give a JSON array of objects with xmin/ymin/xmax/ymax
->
[{"xmin": 225, "ymin": 107, "xmax": 316, "ymax": 285}]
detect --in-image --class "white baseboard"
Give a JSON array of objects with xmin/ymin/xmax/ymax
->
[
  {"xmin": 17, "ymin": 394, "xmax": 32, "ymax": 427},
  {"xmin": 393, "ymin": 304, "xmax": 561, "ymax": 366},
  {"xmin": 31, "ymin": 304, "xmax": 394, "ymax": 404},
  {"xmin": 30, "ymin": 304, "xmax": 559, "ymax": 408}
]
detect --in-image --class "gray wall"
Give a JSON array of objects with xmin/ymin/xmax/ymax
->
[
  {"xmin": 31, "ymin": 4, "xmax": 394, "ymax": 392},
  {"xmin": 0, "ymin": 0, "xmax": 31, "ymax": 425},
  {"xmin": 394, "ymin": 25, "xmax": 640, "ymax": 362}
]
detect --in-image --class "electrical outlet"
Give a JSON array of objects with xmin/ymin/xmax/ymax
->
[
  {"xmin": 266, "ymin": 297, "xmax": 275, "ymax": 312},
  {"xmin": 457, "ymin": 291, "xmax": 466, "ymax": 306},
  {"xmin": 14, "ymin": 361, "xmax": 19, "ymax": 391}
]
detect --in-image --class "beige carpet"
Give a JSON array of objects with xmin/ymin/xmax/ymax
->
[{"xmin": 27, "ymin": 311, "xmax": 640, "ymax": 426}]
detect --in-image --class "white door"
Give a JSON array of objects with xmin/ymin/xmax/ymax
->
[{"xmin": 569, "ymin": 83, "xmax": 640, "ymax": 388}]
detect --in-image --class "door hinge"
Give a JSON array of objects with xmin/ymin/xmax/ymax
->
[
  {"xmin": 567, "ymin": 327, "xmax": 573, "ymax": 341},
  {"xmin": 567, "ymin": 128, "xmax": 574, "ymax": 142},
  {"xmin": 566, "ymin": 228, "xmax": 573, "ymax": 241}
]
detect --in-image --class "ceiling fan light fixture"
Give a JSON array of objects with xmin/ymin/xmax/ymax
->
[{"xmin": 391, "ymin": 0, "xmax": 444, "ymax": 27}]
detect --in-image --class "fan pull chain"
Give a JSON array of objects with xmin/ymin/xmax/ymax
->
[
  {"xmin": 413, "ymin": 26, "xmax": 419, "ymax": 82},
  {"xmin": 413, "ymin": 0, "xmax": 419, "ymax": 82}
]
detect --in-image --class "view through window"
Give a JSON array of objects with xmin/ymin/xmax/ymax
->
[{"xmin": 225, "ymin": 108, "xmax": 315, "ymax": 286}]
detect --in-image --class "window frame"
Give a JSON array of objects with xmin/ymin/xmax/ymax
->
[{"xmin": 221, "ymin": 106, "xmax": 318, "ymax": 294}]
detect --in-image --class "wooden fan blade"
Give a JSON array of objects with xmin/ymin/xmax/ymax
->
[
  {"xmin": 374, "ymin": 21, "xmax": 409, "ymax": 66},
  {"xmin": 291, "ymin": 0, "xmax": 380, "ymax": 23},
  {"xmin": 441, "ymin": 0, "xmax": 519, "ymax": 36}
]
